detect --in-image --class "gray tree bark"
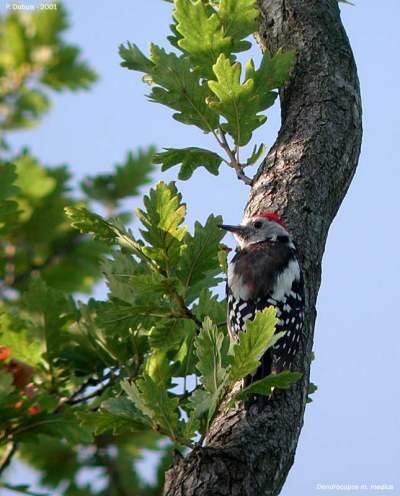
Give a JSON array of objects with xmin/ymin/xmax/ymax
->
[{"xmin": 164, "ymin": 0, "xmax": 362, "ymax": 494}]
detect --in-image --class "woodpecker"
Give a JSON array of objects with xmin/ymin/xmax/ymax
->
[{"xmin": 219, "ymin": 212, "xmax": 305, "ymax": 383}]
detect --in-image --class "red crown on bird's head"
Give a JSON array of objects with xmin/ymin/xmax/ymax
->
[{"xmin": 252, "ymin": 212, "xmax": 287, "ymax": 229}]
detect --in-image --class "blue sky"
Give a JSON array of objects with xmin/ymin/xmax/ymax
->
[{"xmin": 4, "ymin": 0, "xmax": 400, "ymax": 494}]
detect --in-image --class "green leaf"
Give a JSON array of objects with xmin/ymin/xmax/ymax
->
[
  {"xmin": 193, "ymin": 289, "xmax": 226, "ymax": 324},
  {"xmin": 122, "ymin": 380, "xmax": 155, "ymax": 421},
  {"xmin": 115, "ymin": 146, "xmax": 155, "ymax": 198},
  {"xmin": 0, "ymin": 6, "xmax": 96, "ymax": 132},
  {"xmin": 308, "ymin": 382, "xmax": 318, "ymax": 395},
  {"xmin": 307, "ymin": 381, "xmax": 318, "ymax": 403},
  {"xmin": 81, "ymin": 147, "xmax": 156, "ymax": 206},
  {"xmin": 101, "ymin": 251, "xmax": 173, "ymax": 306},
  {"xmin": 230, "ymin": 307, "xmax": 281, "ymax": 381},
  {"xmin": 19, "ymin": 409, "xmax": 94, "ymax": 444},
  {"xmin": 0, "ymin": 154, "xmax": 107, "ymax": 295},
  {"xmin": 120, "ymin": 43, "xmax": 219, "ymax": 132},
  {"xmin": 245, "ymin": 48, "xmax": 295, "ymax": 106},
  {"xmin": 17, "ymin": 436, "xmax": 80, "ymax": 490},
  {"xmin": 246, "ymin": 143, "xmax": 266, "ymax": 166},
  {"xmin": 0, "ymin": 14, "xmax": 28, "ymax": 68},
  {"xmin": 218, "ymin": 0, "xmax": 259, "ymax": 52},
  {"xmin": 65, "ymin": 207, "xmax": 144, "ymax": 261},
  {"xmin": 65, "ymin": 206, "xmax": 117, "ymax": 242},
  {"xmin": 40, "ymin": 45, "xmax": 98, "ymax": 91},
  {"xmin": 75, "ymin": 300, "xmax": 153, "ymax": 371},
  {"xmin": 259, "ymin": 48, "xmax": 296, "ymax": 89},
  {"xmin": 173, "ymin": 0, "xmax": 231, "ymax": 77},
  {"xmin": 235, "ymin": 371, "xmax": 303, "ymax": 401},
  {"xmin": 150, "ymin": 319, "xmax": 195, "ymax": 353},
  {"xmin": 0, "ymin": 163, "xmax": 20, "ymax": 233},
  {"xmin": 195, "ymin": 317, "xmax": 230, "ymax": 394},
  {"xmin": 95, "ymin": 301, "xmax": 172, "ymax": 336},
  {"xmin": 208, "ymin": 54, "xmax": 266, "ymax": 146},
  {"xmin": 167, "ymin": 22, "xmax": 183, "ymax": 51},
  {"xmin": 122, "ymin": 377, "xmax": 180, "ymax": 441},
  {"xmin": 4, "ymin": 88, "xmax": 51, "ymax": 130},
  {"xmin": 136, "ymin": 181, "xmax": 187, "ymax": 269},
  {"xmin": 144, "ymin": 350, "xmax": 173, "ymax": 386},
  {"xmin": 41, "ymin": 238, "xmax": 107, "ymax": 294},
  {"xmin": 150, "ymin": 44, "xmax": 219, "ymax": 131},
  {"xmin": 0, "ymin": 6, "xmax": 96, "ymax": 131},
  {"xmin": 102, "ymin": 252, "xmax": 142, "ymax": 304},
  {"xmin": 178, "ymin": 214, "xmax": 224, "ymax": 302},
  {"xmin": 94, "ymin": 397, "xmax": 151, "ymax": 433},
  {"xmin": 154, "ymin": 147, "xmax": 223, "ymax": 180},
  {"xmin": 188, "ymin": 385, "xmax": 225, "ymax": 430},
  {"xmin": 119, "ymin": 42, "xmax": 154, "ymax": 72},
  {"xmin": 15, "ymin": 154, "xmax": 56, "ymax": 200},
  {"xmin": 178, "ymin": 412, "xmax": 200, "ymax": 441},
  {"xmin": 170, "ymin": 325, "xmax": 197, "ymax": 376},
  {"xmin": 31, "ymin": 4, "xmax": 69, "ymax": 44},
  {"xmin": 188, "ymin": 388, "xmax": 213, "ymax": 418},
  {"xmin": 0, "ymin": 311, "xmax": 42, "ymax": 366},
  {"xmin": 21, "ymin": 278, "xmax": 77, "ymax": 366},
  {"xmin": 0, "ymin": 369, "xmax": 15, "ymax": 403}
]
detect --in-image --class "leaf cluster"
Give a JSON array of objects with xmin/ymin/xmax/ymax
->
[
  {"xmin": 0, "ymin": 176, "xmax": 229, "ymax": 490},
  {"xmin": 0, "ymin": 5, "xmax": 164, "ymax": 492},
  {"xmin": 0, "ymin": 5, "xmax": 97, "ymax": 135},
  {"xmin": 81, "ymin": 147, "xmax": 156, "ymax": 209},
  {"xmin": 120, "ymin": 0, "xmax": 295, "ymax": 183}
]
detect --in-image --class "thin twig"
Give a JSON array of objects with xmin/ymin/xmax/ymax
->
[
  {"xmin": 66, "ymin": 379, "xmax": 113, "ymax": 406},
  {"xmin": 172, "ymin": 292, "xmax": 202, "ymax": 327},
  {"xmin": 67, "ymin": 371, "xmax": 116, "ymax": 405},
  {"xmin": 217, "ymin": 129, "xmax": 253, "ymax": 186},
  {"xmin": 55, "ymin": 369, "xmax": 117, "ymax": 412},
  {"xmin": 0, "ymin": 482, "xmax": 48, "ymax": 496},
  {"xmin": 0, "ymin": 441, "xmax": 17, "ymax": 476},
  {"xmin": 65, "ymin": 376, "xmax": 100, "ymax": 404}
]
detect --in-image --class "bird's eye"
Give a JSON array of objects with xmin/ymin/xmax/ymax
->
[{"xmin": 253, "ymin": 221, "xmax": 262, "ymax": 229}]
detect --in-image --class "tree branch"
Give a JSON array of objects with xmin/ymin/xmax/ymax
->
[
  {"xmin": 163, "ymin": 0, "xmax": 362, "ymax": 494},
  {"xmin": 0, "ymin": 441, "xmax": 18, "ymax": 476},
  {"xmin": 217, "ymin": 129, "xmax": 253, "ymax": 186},
  {"xmin": 55, "ymin": 368, "xmax": 118, "ymax": 412}
]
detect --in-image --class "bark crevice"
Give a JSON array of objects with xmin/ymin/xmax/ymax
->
[{"xmin": 164, "ymin": 0, "xmax": 362, "ymax": 494}]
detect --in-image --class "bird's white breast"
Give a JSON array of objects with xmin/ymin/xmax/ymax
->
[{"xmin": 271, "ymin": 259, "xmax": 301, "ymax": 301}]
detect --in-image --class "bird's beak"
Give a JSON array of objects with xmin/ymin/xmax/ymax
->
[{"xmin": 218, "ymin": 224, "xmax": 247, "ymax": 236}]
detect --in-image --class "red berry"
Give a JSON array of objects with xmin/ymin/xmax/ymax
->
[
  {"xmin": 0, "ymin": 346, "xmax": 11, "ymax": 361},
  {"xmin": 27, "ymin": 405, "xmax": 41, "ymax": 416}
]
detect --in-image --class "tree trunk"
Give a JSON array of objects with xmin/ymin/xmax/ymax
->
[{"xmin": 164, "ymin": 0, "xmax": 362, "ymax": 494}]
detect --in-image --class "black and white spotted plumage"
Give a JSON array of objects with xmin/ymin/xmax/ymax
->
[{"xmin": 220, "ymin": 213, "xmax": 305, "ymax": 383}]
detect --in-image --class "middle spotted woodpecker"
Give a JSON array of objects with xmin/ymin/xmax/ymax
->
[{"xmin": 219, "ymin": 212, "xmax": 305, "ymax": 383}]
